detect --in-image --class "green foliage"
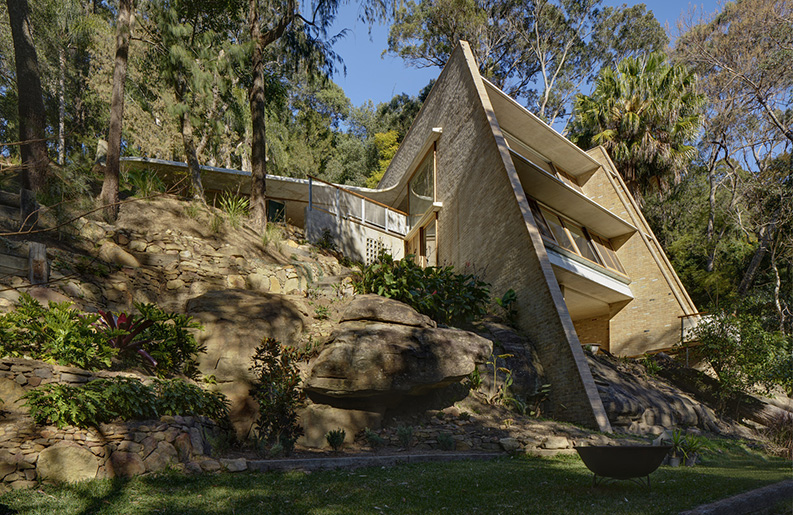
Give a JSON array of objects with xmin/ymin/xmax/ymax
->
[
  {"xmin": 365, "ymin": 130, "xmax": 400, "ymax": 188},
  {"xmin": 153, "ymin": 378, "xmax": 229, "ymax": 421},
  {"xmin": 352, "ymin": 253, "xmax": 490, "ymax": 326},
  {"xmin": 127, "ymin": 168, "xmax": 166, "ymax": 198},
  {"xmin": 437, "ymin": 432, "xmax": 455, "ymax": 451},
  {"xmin": 485, "ymin": 353, "xmax": 514, "ymax": 405},
  {"xmin": 210, "ymin": 214, "xmax": 224, "ymax": 233},
  {"xmin": 396, "ymin": 426, "xmax": 414, "ymax": 448},
  {"xmin": 262, "ymin": 223, "xmax": 285, "ymax": 251},
  {"xmin": 495, "ymin": 289, "xmax": 518, "ymax": 324},
  {"xmin": 639, "ymin": 355, "xmax": 661, "ymax": 376},
  {"xmin": 249, "ymin": 338, "xmax": 303, "ymax": 448},
  {"xmin": 101, "ymin": 303, "xmax": 205, "ymax": 378},
  {"xmin": 569, "ymin": 52, "xmax": 705, "ymax": 200},
  {"xmin": 313, "ymin": 305, "xmax": 330, "ymax": 320},
  {"xmin": 219, "ymin": 192, "xmax": 250, "ymax": 229},
  {"xmin": 325, "ymin": 428, "xmax": 346, "ymax": 451},
  {"xmin": 0, "ymin": 295, "xmax": 203, "ymax": 377},
  {"xmin": 22, "ymin": 377, "xmax": 228, "ymax": 428},
  {"xmin": 0, "ymin": 293, "xmax": 116, "ymax": 370},
  {"xmin": 363, "ymin": 427, "xmax": 385, "ymax": 449},
  {"xmin": 467, "ymin": 368, "xmax": 483, "ymax": 391},
  {"xmin": 692, "ymin": 309, "xmax": 792, "ymax": 398}
]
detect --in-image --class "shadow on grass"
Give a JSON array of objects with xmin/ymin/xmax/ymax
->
[{"xmin": 0, "ymin": 454, "xmax": 789, "ymax": 515}]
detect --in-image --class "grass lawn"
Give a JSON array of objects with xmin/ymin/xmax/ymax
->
[{"xmin": 0, "ymin": 440, "xmax": 790, "ymax": 514}]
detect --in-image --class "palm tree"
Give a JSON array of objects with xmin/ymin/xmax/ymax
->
[{"xmin": 569, "ymin": 52, "xmax": 705, "ymax": 201}]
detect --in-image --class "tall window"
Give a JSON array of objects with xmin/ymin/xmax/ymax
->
[
  {"xmin": 528, "ymin": 199, "xmax": 626, "ymax": 275},
  {"xmin": 408, "ymin": 152, "xmax": 434, "ymax": 227}
]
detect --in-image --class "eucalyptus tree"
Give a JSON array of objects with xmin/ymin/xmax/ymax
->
[
  {"xmin": 100, "ymin": 0, "xmax": 135, "ymax": 221},
  {"xmin": 142, "ymin": 0, "xmax": 246, "ymax": 200},
  {"xmin": 387, "ymin": 0, "xmax": 667, "ymax": 126},
  {"xmin": 5, "ymin": 0, "xmax": 49, "ymax": 192},
  {"xmin": 568, "ymin": 52, "xmax": 705, "ymax": 201}
]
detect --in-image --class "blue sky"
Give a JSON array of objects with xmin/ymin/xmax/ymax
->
[{"xmin": 327, "ymin": 0, "xmax": 722, "ymax": 108}]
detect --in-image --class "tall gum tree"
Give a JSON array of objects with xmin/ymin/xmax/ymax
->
[
  {"xmin": 100, "ymin": 0, "xmax": 135, "ymax": 221},
  {"xmin": 6, "ymin": 0, "xmax": 49, "ymax": 192}
]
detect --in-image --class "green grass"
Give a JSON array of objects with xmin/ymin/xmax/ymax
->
[{"xmin": 1, "ymin": 442, "xmax": 790, "ymax": 514}]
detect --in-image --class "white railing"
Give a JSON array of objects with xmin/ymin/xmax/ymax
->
[{"xmin": 308, "ymin": 176, "xmax": 408, "ymax": 237}]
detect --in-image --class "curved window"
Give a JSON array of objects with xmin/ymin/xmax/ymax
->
[{"xmin": 408, "ymin": 152, "xmax": 434, "ymax": 226}]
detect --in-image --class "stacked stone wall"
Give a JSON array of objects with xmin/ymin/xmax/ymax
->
[{"xmin": 0, "ymin": 358, "xmax": 236, "ymax": 491}]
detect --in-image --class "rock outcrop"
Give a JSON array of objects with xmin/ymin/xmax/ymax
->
[
  {"xmin": 186, "ymin": 289, "xmax": 308, "ymax": 438},
  {"xmin": 300, "ymin": 295, "xmax": 492, "ymax": 447},
  {"xmin": 305, "ymin": 295, "xmax": 492, "ymax": 402}
]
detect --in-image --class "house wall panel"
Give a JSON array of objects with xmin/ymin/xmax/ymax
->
[
  {"xmin": 583, "ymin": 148, "xmax": 698, "ymax": 356},
  {"xmin": 381, "ymin": 43, "xmax": 611, "ymax": 431}
]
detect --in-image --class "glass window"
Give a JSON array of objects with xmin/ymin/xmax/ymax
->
[
  {"xmin": 529, "ymin": 200, "xmax": 555, "ymax": 241},
  {"xmin": 566, "ymin": 223, "xmax": 599, "ymax": 264},
  {"xmin": 409, "ymin": 152, "xmax": 434, "ymax": 226},
  {"xmin": 592, "ymin": 235, "xmax": 626, "ymax": 274},
  {"xmin": 541, "ymin": 208, "xmax": 576, "ymax": 252}
]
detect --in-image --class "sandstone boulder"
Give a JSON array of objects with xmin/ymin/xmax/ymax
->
[
  {"xmin": 339, "ymin": 294, "xmax": 436, "ymax": 328},
  {"xmin": 186, "ymin": 289, "xmax": 307, "ymax": 438},
  {"xmin": 108, "ymin": 451, "xmax": 145, "ymax": 478},
  {"xmin": 37, "ymin": 443, "xmax": 99, "ymax": 483},
  {"xmin": 305, "ymin": 320, "xmax": 492, "ymax": 400},
  {"xmin": 298, "ymin": 404, "xmax": 384, "ymax": 448}
]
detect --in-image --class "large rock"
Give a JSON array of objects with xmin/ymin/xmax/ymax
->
[
  {"xmin": 37, "ymin": 443, "xmax": 99, "ymax": 483},
  {"xmin": 589, "ymin": 353, "xmax": 718, "ymax": 433},
  {"xmin": 339, "ymin": 294, "xmax": 436, "ymax": 328},
  {"xmin": 297, "ymin": 404, "xmax": 384, "ymax": 448},
  {"xmin": 186, "ymin": 289, "xmax": 307, "ymax": 438},
  {"xmin": 107, "ymin": 451, "xmax": 145, "ymax": 478},
  {"xmin": 305, "ymin": 320, "xmax": 492, "ymax": 401},
  {"xmin": 0, "ymin": 378, "xmax": 28, "ymax": 413}
]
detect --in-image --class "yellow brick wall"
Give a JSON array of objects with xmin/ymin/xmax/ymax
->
[
  {"xmin": 582, "ymin": 148, "xmax": 698, "ymax": 356},
  {"xmin": 380, "ymin": 43, "xmax": 611, "ymax": 431}
]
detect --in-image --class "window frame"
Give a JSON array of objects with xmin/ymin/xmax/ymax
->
[{"xmin": 528, "ymin": 198, "xmax": 627, "ymax": 277}]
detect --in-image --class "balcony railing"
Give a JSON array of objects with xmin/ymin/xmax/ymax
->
[{"xmin": 308, "ymin": 176, "xmax": 408, "ymax": 237}]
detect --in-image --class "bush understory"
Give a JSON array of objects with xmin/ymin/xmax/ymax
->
[
  {"xmin": 0, "ymin": 439, "xmax": 788, "ymax": 514},
  {"xmin": 0, "ymin": 294, "xmax": 204, "ymax": 377},
  {"xmin": 23, "ymin": 377, "xmax": 229, "ymax": 428},
  {"xmin": 353, "ymin": 253, "xmax": 490, "ymax": 326}
]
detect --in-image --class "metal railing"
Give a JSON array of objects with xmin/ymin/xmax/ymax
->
[{"xmin": 308, "ymin": 176, "xmax": 408, "ymax": 237}]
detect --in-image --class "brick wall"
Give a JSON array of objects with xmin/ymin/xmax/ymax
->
[{"xmin": 582, "ymin": 148, "xmax": 699, "ymax": 356}]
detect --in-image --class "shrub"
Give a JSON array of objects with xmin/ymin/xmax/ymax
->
[
  {"xmin": 363, "ymin": 427, "xmax": 385, "ymax": 449},
  {"xmin": 352, "ymin": 253, "xmax": 490, "ymax": 326},
  {"xmin": 396, "ymin": 426, "xmax": 414, "ymax": 448},
  {"xmin": 249, "ymin": 338, "xmax": 303, "ymax": 449},
  {"xmin": 0, "ymin": 294, "xmax": 116, "ymax": 370},
  {"xmin": 22, "ymin": 377, "xmax": 228, "ymax": 429},
  {"xmin": 219, "ymin": 192, "xmax": 250, "ymax": 228},
  {"xmin": 693, "ymin": 310, "xmax": 790, "ymax": 398},
  {"xmin": 326, "ymin": 428, "xmax": 346, "ymax": 451},
  {"xmin": 437, "ymin": 433, "xmax": 455, "ymax": 451},
  {"xmin": 0, "ymin": 296, "xmax": 204, "ymax": 377},
  {"xmin": 766, "ymin": 412, "xmax": 793, "ymax": 460},
  {"xmin": 98, "ymin": 303, "xmax": 205, "ymax": 378},
  {"xmin": 153, "ymin": 378, "xmax": 229, "ymax": 421},
  {"xmin": 127, "ymin": 168, "xmax": 165, "ymax": 197}
]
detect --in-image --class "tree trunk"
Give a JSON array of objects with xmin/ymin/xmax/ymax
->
[
  {"xmin": 179, "ymin": 107, "xmax": 205, "ymax": 201},
  {"xmin": 100, "ymin": 0, "xmax": 134, "ymax": 222},
  {"xmin": 248, "ymin": 0, "xmax": 268, "ymax": 232},
  {"xmin": 7, "ymin": 0, "xmax": 49, "ymax": 192},
  {"xmin": 738, "ymin": 217, "xmax": 776, "ymax": 295},
  {"xmin": 58, "ymin": 46, "xmax": 66, "ymax": 166}
]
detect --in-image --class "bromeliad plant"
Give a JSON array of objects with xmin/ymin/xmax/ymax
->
[
  {"xmin": 97, "ymin": 303, "xmax": 204, "ymax": 377},
  {"xmin": 0, "ymin": 294, "xmax": 203, "ymax": 377}
]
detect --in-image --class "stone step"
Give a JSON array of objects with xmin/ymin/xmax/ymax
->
[
  {"xmin": 0, "ymin": 191, "xmax": 21, "ymax": 209},
  {"xmin": 0, "ymin": 253, "xmax": 28, "ymax": 277},
  {"xmin": 0, "ymin": 204, "xmax": 18, "ymax": 221}
]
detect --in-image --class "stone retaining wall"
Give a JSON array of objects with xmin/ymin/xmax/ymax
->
[
  {"xmin": 0, "ymin": 358, "xmax": 232, "ymax": 492},
  {"xmin": 35, "ymin": 215, "xmax": 348, "ymax": 313}
]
